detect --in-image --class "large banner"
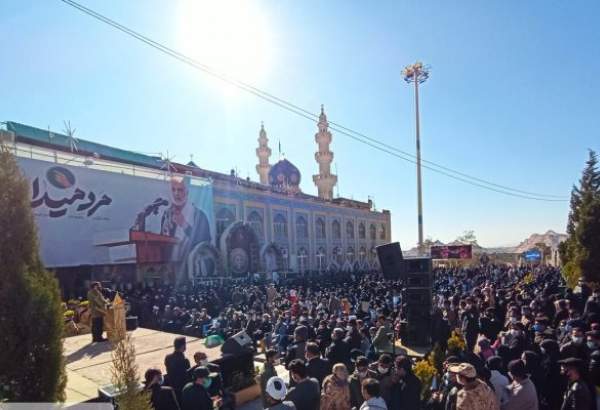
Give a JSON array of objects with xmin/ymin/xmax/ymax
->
[
  {"xmin": 431, "ymin": 244, "xmax": 473, "ymax": 259},
  {"xmin": 18, "ymin": 158, "xmax": 214, "ymax": 270}
]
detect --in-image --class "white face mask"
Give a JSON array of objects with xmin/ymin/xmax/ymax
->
[
  {"xmin": 359, "ymin": 371, "xmax": 368, "ymax": 378},
  {"xmin": 200, "ymin": 359, "xmax": 209, "ymax": 366},
  {"xmin": 510, "ymin": 329, "xmax": 519, "ymax": 337},
  {"xmin": 378, "ymin": 366, "xmax": 389, "ymax": 374},
  {"xmin": 572, "ymin": 336, "xmax": 584, "ymax": 345}
]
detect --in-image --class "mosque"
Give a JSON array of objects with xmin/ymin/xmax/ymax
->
[{"xmin": 2, "ymin": 106, "xmax": 391, "ymax": 287}]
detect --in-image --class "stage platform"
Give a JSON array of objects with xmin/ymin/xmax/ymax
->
[{"xmin": 63, "ymin": 328, "xmax": 221, "ymax": 403}]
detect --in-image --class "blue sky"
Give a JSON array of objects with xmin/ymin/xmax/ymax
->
[{"xmin": 2, "ymin": 0, "xmax": 599, "ymax": 248}]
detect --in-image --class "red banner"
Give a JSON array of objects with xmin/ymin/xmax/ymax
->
[{"xmin": 431, "ymin": 245, "xmax": 472, "ymax": 259}]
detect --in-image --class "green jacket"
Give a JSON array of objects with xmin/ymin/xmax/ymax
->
[{"xmin": 87, "ymin": 288, "xmax": 108, "ymax": 318}]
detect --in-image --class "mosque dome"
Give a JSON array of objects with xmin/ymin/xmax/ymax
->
[{"xmin": 268, "ymin": 158, "xmax": 302, "ymax": 194}]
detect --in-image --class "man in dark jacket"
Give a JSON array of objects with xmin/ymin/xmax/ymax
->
[
  {"xmin": 143, "ymin": 368, "xmax": 180, "ymax": 410},
  {"xmin": 559, "ymin": 358, "xmax": 595, "ymax": 410},
  {"xmin": 326, "ymin": 328, "xmax": 351, "ymax": 367},
  {"xmin": 285, "ymin": 359, "xmax": 320, "ymax": 410},
  {"xmin": 461, "ymin": 298, "xmax": 479, "ymax": 353},
  {"xmin": 305, "ymin": 342, "xmax": 331, "ymax": 387},
  {"xmin": 181, "ymin": 367, "xmax": 217, "ymax": 410},
  {"xmin": 390, "ymin": 355, "xmax": 422, "ymax": 410},
  {"xmin": 350, "ymin": 356, "xmax": 377, "ymax": 409},
  {"xmin": 165, "ymin": 337, "xmax": 191, "ymax": 402}
]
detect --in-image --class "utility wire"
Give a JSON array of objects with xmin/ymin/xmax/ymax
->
[{"xmin": 59, "ymin": 0, "xmax": 568, "ymax": 202}]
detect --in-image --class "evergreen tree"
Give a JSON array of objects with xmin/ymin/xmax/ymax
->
[
  {"xmin": 111, "ymin": 334, "xmax": 152, "ymax": 410},
  {"xmin": 560, "ymin": 150, "xmax": 600, "ymax": 286},
  {"xmin": 0, "ymin": 146, "xmax": 66, "ymax": 401}
]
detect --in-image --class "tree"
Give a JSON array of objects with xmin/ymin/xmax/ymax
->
[
  {"xmin": 559, "ymin": 150, "xmax": 600, "ymax": 286},
  {"xmin": 456, "ymin": 230, "xmax": 478, "ymax": 245},
  {"xmin": 111, "ymin": 334, "xmax": 152, "ymax": 410},
  {"xmin": 0, "ymin": 146, "xmax": 66, "ymax": 401}
]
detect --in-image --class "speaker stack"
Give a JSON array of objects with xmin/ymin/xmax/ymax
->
[{"xmin": 376, "ymin": 242, "xmax": 432, "ymax": 347}]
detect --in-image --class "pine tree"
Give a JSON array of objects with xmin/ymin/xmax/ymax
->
[
  {"xmin": 0, "ymin": 146, "xmax": 66, "ymax": 401},
  {"xmin": 560, "ymin": 150, "xmax": 600, "ymax": 286},
  {"xmin": 111, "ymin": 334, "xmax": 152, "ymax": 410}
]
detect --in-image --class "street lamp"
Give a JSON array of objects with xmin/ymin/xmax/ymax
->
[{"xmin": 403, "ymin": 61, "xmax": 430, "ymax": 254}]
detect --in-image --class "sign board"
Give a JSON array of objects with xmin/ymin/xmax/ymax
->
[
  {"xmin": 430, "ymin": 244, "xmax": 473, "ymax": 259},
  {"xmin": 523, "ymin": 249, "xmax": 542, "ymax": 262}
]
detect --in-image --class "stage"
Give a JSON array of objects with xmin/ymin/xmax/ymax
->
[{"xmin": 63, "ymin": 328, "xmax": 222, "ymax": 403}]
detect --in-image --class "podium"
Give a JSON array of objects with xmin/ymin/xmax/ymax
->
[{"xmin": 104, "ymin": 293, "xmax": 126, "ymax": 341}]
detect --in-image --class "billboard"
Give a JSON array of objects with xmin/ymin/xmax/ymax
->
[
  {"xmin": 430, "ymin": 244, "xmax": 473, "ymax": 259},
  {"xmin": 523, "ymin": 249, "xmax": 542, "ymax": 262},
  {"xmin": 18, "ymin": 158, "xmax": 214, "ymax": 276}
]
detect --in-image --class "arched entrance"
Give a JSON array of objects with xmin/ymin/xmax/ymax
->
[
  {"xmin": 220, "ymin": 222, "xmax": 260, "ymax": 277},
  {"xmin": 186, "ymin": 242, "xmax": 222, "ymax": 281},
  {"xmin": 261, "ymin": 242, "xmax": 284, "ymax": 272}
]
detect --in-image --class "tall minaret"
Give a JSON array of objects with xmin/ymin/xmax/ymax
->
[
  {"xmin": 256, "ymin": 122, "xmax": 272, "ymax": 184},
  {"xmin": 312, "ymin": 105, "xmax": 338, "ymax": 200}
]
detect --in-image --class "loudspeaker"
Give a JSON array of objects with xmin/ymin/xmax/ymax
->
[
  {"xmin": 376, "ymin": 242, "xmax": 404, "ymax": 280},
  {"xmin": 404, "ymin": 288, "xmax": 432, "ymax": 305},
  {"xmin": 405, "ymin": 273, "xmax": 432, "ymax": 288},
  {"xmin": 221, "ymin": 330, "xmax": 254, "ymax": 355},
  {"xmin": 125, "ymin": 316, "xmax": 138, "ymax": 331},
  {"xmin": 404, "ymin": 257, "xmax": 432, "ymax": 274}
]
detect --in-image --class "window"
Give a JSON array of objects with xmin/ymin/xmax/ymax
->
[
  {"xmin": 316, "ymin": 217, "xmax": 326, "ymax": 239},
  {"xmin": 297, "ymin": 247, "xmax": 308, "ymax": 272},
  {"xmin": 332, "ymin": 220, "xmax": 341, "ymax": 240},
  {"xmin": 274, "ymin": 213, "xmax": 288, "ymax": 240},
  {"xmin": 346, "ymin": 221, "xmax": 354, "ymax": 239},
  {"xmin": 359, "ymin": 246, "xmax": 367, "ymax": 262},
  {"xmin": 369, "ymin": 224, "xmax": 377, "ymax": 240},
  {"xmin": 296, "ymin": 216, "xmax": 308, "ymax": 240},
  {"xmin": 380, "ymin": 224, "xmax": 386, "ymax": 240},
  {"xmin": 248, "ymin": 211, "xmax": 263, "ymax": 240},
  {"xmin": 333, "ymin": 246, "xmax": 343, "ymax": 265},
  {"xmin": 216, "ymin": 207, "xmax": 235, "ymax": 239},
  {"xmin": 359, "ymin": 223, "xmax": 366, "ymax": 239},
  {"xmin": 316, "ymin": 247, "xmax": 326, "ymax": 270}
]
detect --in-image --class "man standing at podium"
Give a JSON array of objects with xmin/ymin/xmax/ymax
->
[{"xmin": 88, "ymin": 281, "xmax": 109, "ymax": 343}]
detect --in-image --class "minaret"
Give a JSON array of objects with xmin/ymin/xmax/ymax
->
[
  {"xmin": 312, "ymin": 105, "xmax": 338, "ymax": 200},
  {"xmin": 256, "ymin": 122, "xmax": 272, "ymax": 184}
]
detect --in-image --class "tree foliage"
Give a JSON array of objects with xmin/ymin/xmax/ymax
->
[
  {"xmin": 456, "ymin": 230, "xmax": 478, "ymax": 245},
  {"xmin": 0, "ymin": 146, "xmax": 66, "ymax": 401},
  {"xmin": 559, "ymin": 150, "xmax": 600, "ymax": 286},
  {"xmin": 111, "ymin": 334, "xmax": 152, "ymax": 410}
]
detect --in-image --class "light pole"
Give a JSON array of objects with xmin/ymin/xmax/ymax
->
[{"xmin": 403, "ymin": 62, "xmax": 430, "ymax": 255}]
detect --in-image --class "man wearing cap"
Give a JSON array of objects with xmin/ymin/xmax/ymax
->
[
  {"xmin": 449, "ymin": 362, "xmax": 498, "ymax": 410},
  {"xmin": 265, "ymin": 376, "xmax": 296, "ymax": 410},
  {"xmin": 181, "ymin": 367, "xmax": 219, "ymax": 410},
  {"xmin": 558, "ymin": 357, "xmax": 594, "ymax": 410}
]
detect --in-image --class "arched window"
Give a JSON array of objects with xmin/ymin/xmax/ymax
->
[
  {"xmin": 316, "ymin": 247, "xmax": 326, "ymax": 270},
  {"xmin": 216, "ymin": 207, "xmax": 235, "ymax": 239},
  {"xmin": 332, "ymin": 220, "xmax": 341, "ymax": 240},
  {"xmin": 347, "ymin": 247, "xmax": 355, "ymax": 263},
  {"xmin": 359, "ymin": 223, "xmax": 366, "ymax": 239},
  {"xmin": 296, "ymin": 215, "xmax": 308, "ymax": 240},
  {"xmin": 297, "ymin": 247, "xmax": 308, "ymax": 273},
  {"xmin": 333, "ymin": 246, "xmax": 343, "ymax": 265},
  {"xmin": 380, "ymin": 224, "xmax": 386, "ymax": 240},
  {"xmin": 315, "ymin": 217, "xmax": 326, "ymax": 239},
  {"xmin": 369, "ymin": 224, "xmax": 377, "ymax": 240},
  {"xmin": 247, "ymin": 211, "xmax": 263, "ymax": 240},
  {"xmin": 273, "ymin": 214, "xmax": 288, "ymax": 240},
  {"xmin": 359, "ymin": 246, "xmax": 367, "ymax": 262},
  {"xmin": 346, "ymin": 221, "xmax": 354, "ymax": 239}
]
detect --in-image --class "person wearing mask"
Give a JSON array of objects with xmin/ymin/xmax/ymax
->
[
  {"xmin": 390, "ymin": 355, "xmax": 421, "ymax": 410},
  {"xmin": 586, "ymin": 330, "xmax": 600, "ymax": 355},
  {"xmin": 449, "ymin": 363, "xmax": 498, "ymax": 410},
  {"xmin": 502, "ymin": 359, "xmax": 538, "ymax": 410},
  {"xmin": 181, "ymin": 367, "xmax": 219, "ymax": 410},
  {"xmin": 265, "ymin": 376, "xmax": 296, "ymax": 410},
  {"xmin": 360, "ymin": 378, "xmax": 388, "ymax": 410},
  {"xmin": 164, "ymin": 337, "xmax": 191, "ymax": 403},
  {"xmin": 143, "ymin": 368, "xmax": 180, "ymax": 410},
  {"xmin": 320, "ymin": 363, "xmax": 351, "ymax": 410},
  {"xmin": 350, "ymin": 356, "xmax": 377, "ymax": 409},
  {"xmin": 260, "ymin": 350, "xmax": 280, "ymax": 408},
  {"xmin": 487, "ymin": 356, "xmax": 509, "ymax": 407},
  {"xmin": 560, "ymin": 327, "xmax": 589, "ymax": 360},
  {"xmin": 305, "ymin": 342, "xmax": 331, "ymax": 387},
  {"xmin": 286, "ymin": 359, "xmax": 320, "ymax": 410},
  {"xmin": 368, "ymin": 354, "xmax": 394, "ymax": 407},
  {"xmin": 558, "ymin": 358, "xmax": 594, "ymax": 410}
]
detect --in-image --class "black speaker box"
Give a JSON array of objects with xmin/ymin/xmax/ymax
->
[
  {"xmin": 405, "ymin": 273, "xmax": 432, "ymax": 288},
  {"xmin": 221, "ymin": 330, "xmax": 254, "ymax": 355},
  {"xmin": 404, "ymin": 288, "xmax": 432, "ymax": 306},
  {"xmin": 376, "ymin": 242, "xmax": 404, "ymax": 280},
  {"xmin": 404, "ymin": 257, "xmax": 432, "ymax": 274}
]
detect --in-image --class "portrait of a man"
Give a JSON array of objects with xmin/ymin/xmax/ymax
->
[{"xmin": 160, "ymin": 177, "xmax": 211, "ymax": 265}]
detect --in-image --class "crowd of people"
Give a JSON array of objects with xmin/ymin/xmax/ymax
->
[{"xmin": 75, "ymin": 263, "xmax": 600, "ymax": 410}]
